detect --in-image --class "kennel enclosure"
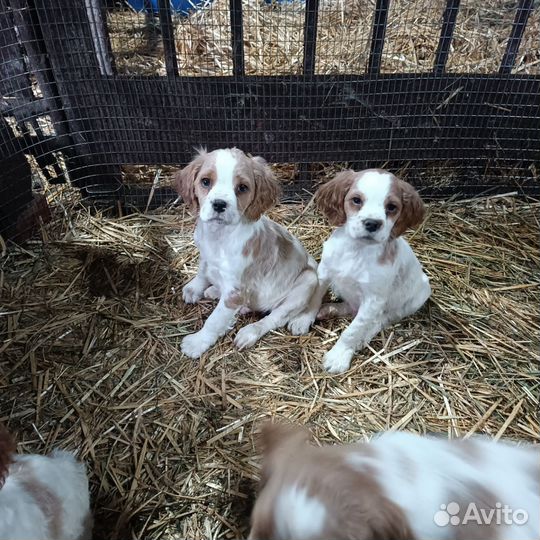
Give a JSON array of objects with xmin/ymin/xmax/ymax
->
[{"xmin": 0, "ymin": 0, "xmax": 539, "ymax": 241}]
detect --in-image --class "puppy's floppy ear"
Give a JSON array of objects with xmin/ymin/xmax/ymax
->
[
  {"xmin": 175, "ymin": 149, "xmax": 206, "ymax": 214},
  {"xmin": 315, "ymin": 169, "xmax": 356, "ymax": 226},
  {"xmin": 257, "ymin": 422, "xmax": 311, "ymax": 491},
  {"xmin": 0, "ymin": 423, "xmax": 16, "ymax": 488},
  {"xmin": 392, "ymin": 178, "xmax": 425, "ymax": 237},
  {"xmin": 245, "ymin": 156, "xmax": 281, "ymax": 221},
  {"xmin": 259, "ymin": 421, "xmax": 311, "ymax": 455}
]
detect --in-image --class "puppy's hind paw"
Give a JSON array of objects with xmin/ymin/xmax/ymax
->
[
  {"xmin": 235, "ymin": 324, "xmax": 263, "ymax": 350},
  {"xmin": 182, "ymin": 282, "xmax": 205, "ymax": 304},
  {"xmin": 287, "ymin": 312, "xmax": 316, "ymax": 335},
  {"xmin": 203, "ymin": 285, "xmax": 220, "ymax": 300}
]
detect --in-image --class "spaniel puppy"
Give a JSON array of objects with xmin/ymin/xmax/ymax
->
[
  {"xmin": 296, "ymin": 168, "xmax": 431, "ymax": 373},
  {"xmin": 0, "ymin": 424, "xmax": 92, "ymax": 540},
  {"xmin": 249, "ymin": 423, "xmax": 540, "ymax": 540},
  {"xmin": 176, "ymin": 148, "xmax": 318, "ymax": 359}
]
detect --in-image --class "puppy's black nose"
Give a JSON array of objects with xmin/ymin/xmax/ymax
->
[
  {"xmin": 363, "ymin": 219, "xmax": 383, "ymax": 233},
  {"xmin": 212, "ymin": 199, "xmax": 227, "ymax": 213}
]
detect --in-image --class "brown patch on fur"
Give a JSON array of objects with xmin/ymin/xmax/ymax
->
[
  {"xmin": 244, "ymin": 155, "xmax": 281, "ymax": 221},
  {"xmin": 0, "ymin": 423, "xmax": 16, "ymax": 488},
  {"xmin": 315, "ymin": 170, "xmax": 358, "ymax": 226},
  {"xmin": 174, "ymin": 148, "xmax": 209, "ymax": 214},
  {"xmin": 378, "ymin": 240, "xmax": 398, "ymax": 265},
  {"xmin": 388, "ymin": 177, "xmax": 425, "ymax": 237},
  {"xmin": 224, "ymin": 289, "xmax": 246, "ymax": 309},
  {"xmin": 242, "ymin": 231, "xmax": 263, "ymax": 258},
  {"xmin": 239, "ymin": 222, "xmax": 305, "ymax": 311},
  {"xmin": 19, "ymin": 475, "xmax": 63, "ymax": 538},
  {"xmin": 449, "ymin": 482, "xmax": 500, "ymax": 540},
  {"xmin": 316, "ymin": 302, "xmax": 353, "ymax": 320},
  {"xmin": 250, "ymin": 423, "xmax": 416, "ymax": 540}
]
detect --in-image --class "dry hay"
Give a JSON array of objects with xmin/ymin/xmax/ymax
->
[
  {"xmin": 1, "ymin": 180, "xmax": 539, "ymax": 539},
  {"xmin": 107, "ymin": 0, "xmax": 540, "ymax": 76}
]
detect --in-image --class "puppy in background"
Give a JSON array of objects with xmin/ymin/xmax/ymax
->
[
  {"xmin": 249, "ymin": 423, "xmax": 540, "ymax": 540},
  {"xmin": 295, "ymin": 168, "xmax": 431, "ymax": 373},
  {"xmin": 0, "ymin": 423, "xmax": 92, "ymax": 540},
  {"xmin": 176, "ymin": 147, "xmax": 318, "ymax": 359}
]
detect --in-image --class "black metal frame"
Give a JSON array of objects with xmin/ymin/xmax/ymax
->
[{"xmin": 1, "ymin": 0, "xmax": 539, "ymax": 236}]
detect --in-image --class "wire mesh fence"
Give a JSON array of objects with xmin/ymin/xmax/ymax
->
[{"xmin": 1, "ymin": 0, "xmax": 539, "ymax": 242}]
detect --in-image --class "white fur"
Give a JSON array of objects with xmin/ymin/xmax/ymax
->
[
  {"xmin": 274, "ymin": 485, "xmax": 327, "ymax": 540},
  {"xmin": 199, "ymin": 150, "xmax": 239, "ymax": 224},
  {"xmin": 299, "ymin": 170, "xmax": 431, "ymax": 373},
  {"xmin": 0, "ymin": 450, "xmax": 91, "ymax": 540},
  {"xmin": 344, "ymin": 173, "xmax": 394, "ymax": 242},
  {"xmin": 348, "ymin": 432, "xmax": 540, "ymax": 540},
  {"xmin": 180, "ymin": 149, "xmax": 318, "ymax": 359}
]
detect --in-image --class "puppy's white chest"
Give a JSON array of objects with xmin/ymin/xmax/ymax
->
[
  {"xmin": 195, "ymin": 222, "xmax": 250, "ymax": 289},
  {"xmin": 321, "ymin": 235, "xmax": 388, "ymax": 310},
  {"xmin": 200, "ymin": 240, "xmax": 244, "ymax": 285}
]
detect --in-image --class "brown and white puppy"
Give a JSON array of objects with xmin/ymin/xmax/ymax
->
[
  {"xmin": 0, "ymin": 424, "xmax": 92, "ymax": 540},
  {"xmin": 294, "ymin": 169, "xmax": 431, "ymax": 373},
  {"xmin": 176, "ymin": 148, "xmax": 318, "ymax": 359},
  {"xmin": 249, "ymin": 423, "xmax": 540, "ymax": 540}
]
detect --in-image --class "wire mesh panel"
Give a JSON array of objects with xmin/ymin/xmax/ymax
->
[{"xmin": 0, "ymin": 0, "xmax": 539, "ymax": 242}]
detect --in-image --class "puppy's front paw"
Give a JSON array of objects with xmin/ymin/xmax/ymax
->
[
  {"xmin": 182, "ymin": 280, "xmax": 206, "ymax": 304},
  {"xmin": 323, "ymin": 344, "xmax": 354, "ymax": 374},
  {"xmin": 287, "ymin": 312, "xmax": 316, "ymax": 335},
  {"xmin": 234, "ymin": 324, "xmax": 262, "ymax": 350},
  {"xmin": 181, "ymin": 331, "xmax": 214, "ymax": 359}
]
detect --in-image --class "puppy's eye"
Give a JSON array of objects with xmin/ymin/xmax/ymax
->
[
  {"xmin": 352, "ymin": 197, "xmax": 363, "ymax": 205},
  {"xmin": 201, "ymin": 178, "xmax": 211, "ymax": 188},
  {"xmin": 386, "ymin": 203, "xmax": 397, "ymax": 213},
  {"xmin": 237, "ymin": 183, "xmax": 249, "ymax": 193}
]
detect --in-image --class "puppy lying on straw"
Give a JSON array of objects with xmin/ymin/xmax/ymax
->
[
  {"xmin": 0, "ymin": 424, "xmax": 92, "ymax": 540},
  {"xmin": 248, "ymin": 423, "xmax": 539, "ymax": 540}
]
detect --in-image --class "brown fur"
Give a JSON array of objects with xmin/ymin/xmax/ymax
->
[
  {"xmin": 250, "ymin": 423, "xmax": 416, "ymax": 540},
  {"xmin": 238, "ymin": 222, "xmax": 306, "ymax": 311},
  {"xmin": 224, "ymin": 288, "xmax": 246, "ymax": 309},
  {"xmin": 244, "ymin": 156, "xmax": 281, "ymax": 221},
  {"xmin": 315, "ymin": 170, "xmax": 357, "ymax": 226},
  {"xmin": 174, "ymin": 148, "xmax": 208, "ymax": 214},
  {"xmin": 19, "ymin": 474, "xmax": 63, "ymax": 539},
  {"xmin": 388, "ymin": 177, "xmax": 425, "ymax": 238},
  {"xmin": 378, "ymin": 240, "xmax": 398, "ymax": 265},
  {"xmin": 0, "ymin": 423, "xmax": 16, "ymax": 489},
  {"xmin": 316, "ymin": 302, "xmax": 353, "ymax": 320}
]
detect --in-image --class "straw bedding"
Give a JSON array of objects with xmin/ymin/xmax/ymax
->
[
  {"xmin": 1, "ymin": 182, "xmax": 539, "ymax": 539},
  {"xmin": 1, "ymin": 1, "xmax": 539, "ymax": 539}
]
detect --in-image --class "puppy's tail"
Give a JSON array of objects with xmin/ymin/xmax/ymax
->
[{"xmin": 0, "ymin": 423, "xmax": 16, "ymax": 489}]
